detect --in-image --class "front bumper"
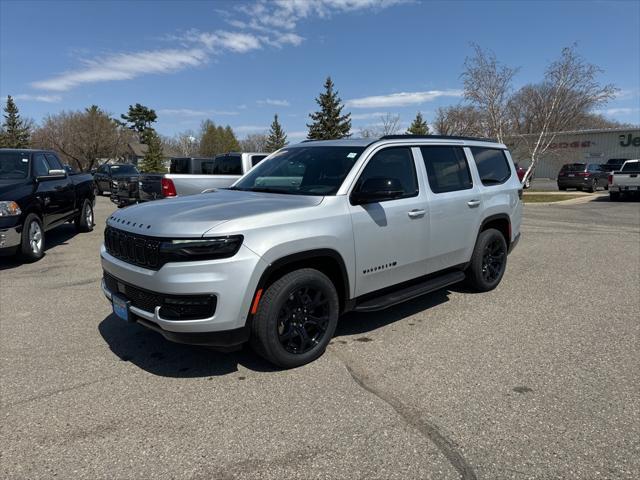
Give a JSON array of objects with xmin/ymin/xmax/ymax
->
[
  {"xmin": 101, "ymin": 244, "xmax": 266, "ymax": 335},
  {"xmin": 0, "ymin": 226, "xmax": 21, "ymax": 251}
]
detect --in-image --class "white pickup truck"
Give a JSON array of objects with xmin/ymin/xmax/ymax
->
[
  {"xmin": 111, "ymin": 153, "xmax": 268, "ymax": 206},
  {"xmin": 609, "ymin": 159, "xmax": 640, "ymax": 201}
]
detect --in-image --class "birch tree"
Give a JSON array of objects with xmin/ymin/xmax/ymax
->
[{"xmin": 515, "ymin": 46, "xmax": 617, "ymax": 183}]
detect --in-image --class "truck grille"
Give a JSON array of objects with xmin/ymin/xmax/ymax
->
[
  {"xmin": 104, "ymin": 226, "xmax": 161, "ymax": 269},
  {"xmin": 103, "ymin": 272, "xmax": 216, "ymax": 320}
]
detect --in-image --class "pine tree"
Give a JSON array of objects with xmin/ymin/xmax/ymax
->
[
  {"xmin": 121, "ymin": 103, "xmax": 157, "ymax": 144},
  {"xmin": 265, "ymin": 114, "xmax": 288, "ymax": 152},
  {"xmin": 138, "ymin": 129, "xmax": 165, "ymax": 172},
  {"xmin": 407, "ymin": 112, "xmax": 430, "ymax": 135},
  {"xmin": 1, "ymin": 95, "xmax": 30, "ymax": 148},
  {"xmin": 199, "ymin": 121, "xmax": 240, "ymax": 157},
  {"xmin": 307, "ymin": 77, "xmax": 351, "ymax": 140}
]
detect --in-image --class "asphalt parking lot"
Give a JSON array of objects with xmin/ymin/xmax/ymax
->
[{"xmin": 1, "ymin": 196, "xmax": 638, "ymax": 479}]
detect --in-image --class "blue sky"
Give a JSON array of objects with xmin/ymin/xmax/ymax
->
[{"xmin": 1, "ymin": 0, "xmax": 639, "ymax": 141}]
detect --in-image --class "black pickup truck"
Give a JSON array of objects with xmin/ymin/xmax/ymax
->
[{"xmin": 0, "ymin": 149, "xmax": 96, "ymax": 261}]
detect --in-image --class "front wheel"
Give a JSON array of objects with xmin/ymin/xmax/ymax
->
[
  {"xmin": 75, "ymin": 199, "xmax": 94, "ymax": 232},
  {"xmin": 250, "ymin": 268, "xmax": 339, "ymax": 368},
  {"xmin": 20, "ymin": 213, "xmax": 45, "ymax": 262},
  {"xmin": 466, "ymin": 228, "xmax": 508, "ymax": 292}
]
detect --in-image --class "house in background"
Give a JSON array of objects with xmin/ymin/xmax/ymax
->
[{"xmin": 123, "ymin": 142, "xmax": 148, "ymax": 166}]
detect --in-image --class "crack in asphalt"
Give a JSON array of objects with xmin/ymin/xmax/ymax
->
[{"xmin": 333, "ymin": 352, "xmax": 478, "ymax": 480}]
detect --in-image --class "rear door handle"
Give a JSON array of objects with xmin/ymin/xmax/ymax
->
[
  {"xmin": 408, "ymin": 209, "xmax": 426, "ymax": 218},
  {"xmin": 467, "ymin": 199, "xmax": 481, "ymax": 208}
]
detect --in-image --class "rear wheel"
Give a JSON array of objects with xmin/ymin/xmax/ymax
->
[
  {"xmin": 466, "ymin": 228, "xmax": 508, "ymax": 292},
  {"xmin": 75, "ymin": 198, "xmax": 94, "ymax": 232},
  {"xmin": 250, "ymin": 268, "xmax": 339, "ymax": 368},
  {"xmin": 588, "ymin": 179, "xmax": 597, "ymax": 193},
  {"xmin": 20, "ymin": 213, "xmax": 45, "ymax": 262},
  {"xmin": 610, "ymin": 191, "xmax": 620, "ymax": 201},
  {"xmin": 558, "ymin": 186, "xmax": 567, "ymax": 191}
]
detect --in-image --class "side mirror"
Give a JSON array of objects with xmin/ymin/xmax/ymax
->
[
  {"xmin": 37, "ymin": 169, "xmax": 67, "ymax": 180},
  {"xmin": 350, "ymin": 177, "xmax": 404, "ymax": 205}
]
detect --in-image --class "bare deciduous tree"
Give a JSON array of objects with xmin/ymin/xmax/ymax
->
[
  {"xmin": 31, "ymin": 106, "xmax": 133, "ymax": 171},
  {"xmin": 433, "ymin": 105, "xmax": 485, "ymax": 137},
  {"xmin": 359, "ymin": 113, "xmax": 402, "ymax": 138},
  {"xmin": 240, "ymin": 133, "xmax": 269, "ymax": 152},
  {"xmin": 513, "ymin": 46, "xmax": 617, "ymax": 182},
  {"xmin": 162, "ymin": 130, "xmax": 199, "ymax": 157},
  {"xmin": 462, "ymin": 44, "xmax": 519, "ymax": 143}
]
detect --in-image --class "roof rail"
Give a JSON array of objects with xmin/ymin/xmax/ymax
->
[{"xmin": 379, "ymin": 134, "xmax": 498, "ymax": 142}]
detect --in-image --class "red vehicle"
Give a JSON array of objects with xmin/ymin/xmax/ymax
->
[{"xmin": 514, "ymin": 163, "xmax": 531, "ymax": 188}]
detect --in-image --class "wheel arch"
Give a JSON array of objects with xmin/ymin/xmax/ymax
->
[
  {"xmin": 479, "ymin": 214, "xmax": 511, "ymax": 247},
  {"xmin": 254, "ymin": 249, "xmax": 351, "ymax": 313}
]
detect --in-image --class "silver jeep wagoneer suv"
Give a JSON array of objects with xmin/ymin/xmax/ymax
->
[{"xmin": 101, "ymin": 135, "xmax": 523, "ymax": 367}]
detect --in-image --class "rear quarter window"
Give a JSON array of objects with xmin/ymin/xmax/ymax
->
[{"xmin": 470, "ymin": 147, "xmax": 512, "ymax": 186}]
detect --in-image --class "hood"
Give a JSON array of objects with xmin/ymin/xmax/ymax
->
[
  {"xmin": 107, "ymin": 189, "xmax": 323, "ymax": 237},
  {"xmin": 0, "ymin": 179, "xmax": 33, "ymax": 201}
]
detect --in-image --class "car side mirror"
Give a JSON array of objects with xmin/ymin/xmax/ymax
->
[
  {"xmin": 37, "ymin": 169, "xmax": 67, "ymax": 180},
  {"xmin": 350, "ymin": 177, "xmax": 404, "ymax": 205}
]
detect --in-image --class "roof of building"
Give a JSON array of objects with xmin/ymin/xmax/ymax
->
[{"xmin": 128, "ymin": 142, "xmax": 148, "ymax": 157}]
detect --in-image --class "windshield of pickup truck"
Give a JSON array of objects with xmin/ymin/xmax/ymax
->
[
  {"xmin": 231, "ymin": 146, "xmax": 365, "ymax": 195},
  {"xmin": 0, "ymin": 152, "xmax": 30, "ymax": 180},
  {"xmin": 110, "ymin": 165, "xmax": 138, "ymax": 175}
]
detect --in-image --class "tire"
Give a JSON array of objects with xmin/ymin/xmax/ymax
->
[
  {"xmin": 558, "ymin": 186, "xmax": 567, "ymax": 191},
  {"xmin": 250, "ymin": 268, "xmax": 340, "ymax": 368},
  {"xmin": 20, "ymin": 213, "xmax": 45, "ymax": 262},
  {"xmin": 75, "ymin": 198, "xmax": 94, "ymax": 232},
  {"xmin": 610, "ymin": 192, "xmax": 620, "ymax": 202},
  {"xmin": 465, "ymin": 228, "xmax": 508, "ymax": 292},
  {"xmin": 588, "ymin": 179, "xmax": 597, "ymax": 193}
]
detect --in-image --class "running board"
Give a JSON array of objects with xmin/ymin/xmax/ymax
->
[{"xmin": 353, "ymin": 271, "xmax": 465, "ymax": 312}]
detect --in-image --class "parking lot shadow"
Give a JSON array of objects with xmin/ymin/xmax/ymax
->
[
  {"xmin": 98, "ymin": 314, "xmax": 277, "ymax": 378},
  {"xmin": 99, "ymin": 289, "xmax": 451, "ymax": 377},
  {"xmin": 0, "ymin": 224, "xmax": 80, "ymax": 271}
]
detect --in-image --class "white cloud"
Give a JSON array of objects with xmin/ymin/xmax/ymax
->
[
  {"xmin": 8, "ymin": 94, "xmax": 62, "ymax": 103},
  {"xmin": 347, "ymin": 89, "xmax": 463, "ymax": 108},
  {"xmin": 233, "ymin": 125, "xmax": 269, "ymax": 133},
  {"xmin": 32, "ymin": 0, "xmax": 406, "ymax": 92},
  {"xmin": 595, "ymin": 107, "xmax": 639, "ymax": 116},
  {"xmin": 257, "ymin": 98, "xmax": 291, "ymax": 107},
  {"xmin": 32, "ymin": 48, "xmax": 208, "ymax": 91},
  {"xmin": 351, "ymin": 111, "xmax": 396, "ymax": 120},
  {"xmin": 287, "ymin": 130, "xmax": 309, "ymax": 140},
  {"xmin": 158, "ymin": 108, "xmax": 239, "ymax": 117}
]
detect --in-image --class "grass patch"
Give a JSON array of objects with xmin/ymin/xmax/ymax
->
[{"xmin": 523, "ymin": 194, "xmax": 584, "ymax": 203}]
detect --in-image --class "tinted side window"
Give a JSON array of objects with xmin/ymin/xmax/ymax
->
[
  {"xmin": 420, "ymin": 146, "xmax": 472, "ymax": 193},
  {"xmin": 470, "ymin": 147, "xmax": 511, "ymax": 185},
  {"xmin": 251, "ymin": 155, "xmax": 267, "ymax": 167},
  {"xmin": 33, "ymin": 154, "xmax": 51, "ymax": 177},
  {"xmin": 355, "ymin": 147, "xmax": 418, "ymax": 199},
  {"xmin": 45, "ymin": 154, "xmax": 63, "ymax": 170},
  {"xmin": 170, "ymin": 158, "xmax": 190, "ymax": 174},
  {"xmin": 200, "ymin": 161, "xmax": 215, "ymax": 174},
  {"xmin": 215, "ymin": 155, "xmax": 243, "ymax": 175}
]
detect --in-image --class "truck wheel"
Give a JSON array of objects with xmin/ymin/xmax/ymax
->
[
  {"xmin": 588, "ymin": 179, "xmax": 597, "ymax": 193},
  {"xmin": 250, "ymin": 268, "xmax": 339, "ymax": 368},
  {"xmin": 20, "ymin": 213, "xmax": 45, "ymax": 262},
  {"xmin": 609, "ymin": 192, "xmax": 620, "ymax": 201},
  {"xmin": 75, "ymin": 199, "xmax": 94, "ymax": 232},
  {"xmin": 465, "ymin": 228, "xmax": 508, "ymax": 292}
]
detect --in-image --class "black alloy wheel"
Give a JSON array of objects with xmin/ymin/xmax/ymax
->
[
  {"xmin": 481, "ymin": 238, "xmax": 506, "ymax": 283},
  {"xmin": 277, "ymin": 286, "xmax": 330, "ymax": 354}
]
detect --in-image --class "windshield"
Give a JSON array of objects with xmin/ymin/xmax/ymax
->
[
  {"xmin": 0, "ymin": 152, "xmax": 30, "ymax": 180},
  {"xmin": 110, "ymin": 164, "xmax": 139, "ymax": 175},
  {"xmin": 232, "ymin": 146, "xmax": 365, "ymax": 196}
]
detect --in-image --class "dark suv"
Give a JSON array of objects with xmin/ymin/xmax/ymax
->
[{"xmin": 557, "ymin": 163, "xmax": 608, "ymax": 192}]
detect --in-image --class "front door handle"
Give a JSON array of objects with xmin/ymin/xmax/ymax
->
[
  {"xmin": 408, "ymin": 209, "xmax": 426, "ymax": 218},
  {"xmin": 467, "ymin": 200, "xmax": 481, "ymax": 208}
]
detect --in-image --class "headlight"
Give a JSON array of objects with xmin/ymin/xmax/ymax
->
[
  {"xmin": 159, "ymin": 235, "xmax": 243, "ymax": 262},
  {"xmin": 0, "ymin": 201, "xmax": 21, "ymax": 217}
]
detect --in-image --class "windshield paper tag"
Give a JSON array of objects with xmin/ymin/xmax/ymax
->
[{"xmin": 347, "ymin": 152, "xmax": 357, "ymax": 158}]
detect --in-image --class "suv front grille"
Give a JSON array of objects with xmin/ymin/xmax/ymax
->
[
  {"xmin": 103, "ymin": 272, "xmax": 216, "ymax": 320},
  {"xmin": 104, "ymin": 226, "xmax": 161, "ymax": 269}
]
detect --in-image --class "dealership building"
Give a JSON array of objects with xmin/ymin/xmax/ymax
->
[{"xmin": 505, "ymin": 128, "xmax": 640, "ymax": 178}]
